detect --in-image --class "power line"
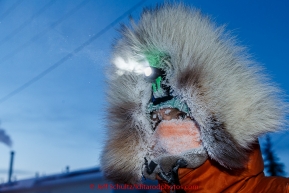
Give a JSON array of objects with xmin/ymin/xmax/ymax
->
[
  {"xmin": 0, "ymin": 0, "xmax": 23, "ymax": 20},
  {"xmin": 0, "ymin": 0, "xmax": 90, "ymax": 64},
  {"xmin": 0, "ymin": 0, "xmax": 56, "ymax": 45},
  {"xmin": 0, "ymin": 0, "xmax": 147, "ymax": 104}
]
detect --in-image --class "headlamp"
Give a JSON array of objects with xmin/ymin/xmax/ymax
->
[
  {"xmin": 144, "ymin": 67, "xmax": 165, "ymax": 83},
  {"xmin": 144, "ymin": 67, "xmax": 152, "ymax": 76}
]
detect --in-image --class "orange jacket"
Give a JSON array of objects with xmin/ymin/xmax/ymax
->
[{"xmin": 158, "ymin": 144, "xmax": 289, "ymax": 193}]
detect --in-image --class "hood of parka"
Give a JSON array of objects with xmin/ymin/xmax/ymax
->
[{"xmin": 100, "ymin": 4, "xmax": 287, "ymax": 184}]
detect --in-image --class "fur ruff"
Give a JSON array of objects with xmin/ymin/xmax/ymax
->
[{"xmin": 101, "ymin": 4, "xmax": 287, "ymax": 184}]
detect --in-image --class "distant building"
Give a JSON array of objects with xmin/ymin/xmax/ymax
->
[{"xmin": 0, "ymin": 167, "xmax": 159, "ymax": 193}]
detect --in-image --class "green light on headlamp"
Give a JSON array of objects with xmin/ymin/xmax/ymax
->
[
  {"xmin": 144, "ymin": 50, "xmax": 170, "ymax": 98},
  {"xmin": 144, "ymin": 50, "xmax": 169, "ymax": 82}
]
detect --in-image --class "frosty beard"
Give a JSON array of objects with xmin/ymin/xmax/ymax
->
[
  {"xmin": 150, "ymin": 119, "xmax": 202, "ymax": 156},
  {"xmin": 142, "ymin": 119, "xmax": 208, "ymax": 180}
]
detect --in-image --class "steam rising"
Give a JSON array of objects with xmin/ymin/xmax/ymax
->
[{"xmin": 0, "ymin": 126, "xmax": 12, "ymax": 147}]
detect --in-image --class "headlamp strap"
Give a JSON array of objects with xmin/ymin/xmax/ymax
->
[{"xmin": 152, "ymin": 76, "xmax": 162, "ymax": 92}]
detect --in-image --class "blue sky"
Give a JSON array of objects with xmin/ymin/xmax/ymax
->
[{"xmin": 0, "ymin": 0, "xmax": 288, "ymax": 181}]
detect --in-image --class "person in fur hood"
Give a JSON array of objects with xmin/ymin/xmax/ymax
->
[{"xmin": 101, "ymin": 4, "xmax": 289, "ymax": 193}]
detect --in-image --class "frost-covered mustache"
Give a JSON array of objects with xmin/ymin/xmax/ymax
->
[{"xmin": 149, "ymin": 119, "xmax": 202, "ymax": 156}]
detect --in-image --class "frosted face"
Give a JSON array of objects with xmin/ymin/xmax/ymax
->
[
  {"xmin": 150, "ymin": 108, "xmax": 190, "ymax": 129},
  {"xmin": 149, "ymin": 108, "xmax": 201, "ymax": 156}
]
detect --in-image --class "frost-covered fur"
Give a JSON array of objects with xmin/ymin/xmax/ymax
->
[{"xmin": 101, "ymin": 4, "xmax": 287, "ymax": 184}]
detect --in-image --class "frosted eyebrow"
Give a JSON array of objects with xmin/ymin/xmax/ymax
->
[
  {"xmin": 164, "ymin": 109, "xmax": 171, "ymax": 115},
  {"xmin": 167, "ymin": 108, "xmax": 183, "ymax": 117}
]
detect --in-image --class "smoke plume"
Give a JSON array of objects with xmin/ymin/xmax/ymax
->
[{"xmin": 0, "ymin": 124, "xmax": 12, "ymax": 147}]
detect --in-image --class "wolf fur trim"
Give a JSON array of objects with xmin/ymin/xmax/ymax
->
[{"xmin": 101, "ymin": 4, "xmax": 287, "ymax": 184}]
